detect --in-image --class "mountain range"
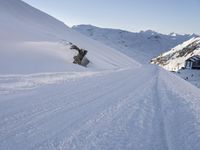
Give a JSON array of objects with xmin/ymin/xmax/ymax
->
[{"xmin": 73, "ymin": 24, "xmax": 198, "ymax": 64}]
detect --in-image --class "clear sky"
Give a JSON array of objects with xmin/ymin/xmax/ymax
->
[{"xmin": 23, "ymin": 0, "xmax": 200, "ymax": 34}]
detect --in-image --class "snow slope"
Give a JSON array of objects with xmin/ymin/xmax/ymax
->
[
  {"xmin": 176, "ymin": 69, "xmax": 200, "ymax": 88},
  {"xmin": 72, "ymin": 25, "xmax": 197, "ymax": 64},
  {"xmin": 1, "ymin": 0, "xmax": 200, "ymax": 150},
  {"xmin": 0, "ymin": 0, "xmax": 138, "ymax": 74},
  {"xmin": 151, "ymin": 37, "xmax": 200, "ymax": 88},
  {"xmin": 1, "ymin": 66, "xmax": 200, "ymax": 150}
]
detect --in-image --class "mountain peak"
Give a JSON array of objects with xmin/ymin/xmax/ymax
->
[{"xmin": 140, "ymin": 29, "xmax": 159, "ymax": 35}]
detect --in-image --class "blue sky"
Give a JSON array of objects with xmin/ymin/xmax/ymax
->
[{"xmin": 23, "ymin": 0, "xmax": 200, "ymax": 34}]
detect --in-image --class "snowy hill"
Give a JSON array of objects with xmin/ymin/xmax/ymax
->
[
  {"xmin": 0, "ymin": 0, "xmax": 138, "ymax": 74},
  {"xmin": 151, "ymin": 37, "xmax": 200, "ymax": 71},
  {"xmin": 72, "ymin": 25, "xmax": 197, "ymax": 63},
  {"xmin": 151, "ymin": 37, "xmax": 200, "ymax": 88},
  {"xmin": 1, "ymin": 1, "xmax": 200, "ymax": 150}
]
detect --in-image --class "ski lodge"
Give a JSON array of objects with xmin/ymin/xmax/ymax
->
[{"xmin": 185, "ymin": 55, "xmax": 200, "ymax": 69}]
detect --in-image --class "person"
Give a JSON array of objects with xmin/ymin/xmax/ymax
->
[{"xmin": 70, "ymin": 44, "xmax": 89, "ymax": 66}]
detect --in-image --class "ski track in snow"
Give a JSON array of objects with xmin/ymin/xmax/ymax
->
[{"xmin": 1, "ymin": 66, "xmax": 200, "ymax": 150}]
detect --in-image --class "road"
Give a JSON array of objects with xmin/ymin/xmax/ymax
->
[{"xmin": 0, "ymin": 66, "xmax": 200, "ymax": 150}]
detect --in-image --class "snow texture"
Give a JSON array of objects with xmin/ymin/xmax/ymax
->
[
  {"xmin": 1, "ymin": 0, "xmax": 200, "ymax": 150},
  {"xmin": 1, "ymin": 66, "xmax": 200, "ymax": 150}
]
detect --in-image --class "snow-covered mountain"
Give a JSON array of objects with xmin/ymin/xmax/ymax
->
[
  {"xmin": 73, "ymin": 25, "xmax": 197, "ymax": 63},
  {"xmin": 1, "ymin": 1, "xmax": 200, "ymax": 150},
  {"xmin": 151, "ymin": 37, "xmax": 200, "ymax": 88},
  {"xmin": 151, "ymin": 37, "xmax": 200, "ymax": 71},
  {"xmin": 0, "ymin": 0, "xmax": 138, "ymax": 74}
]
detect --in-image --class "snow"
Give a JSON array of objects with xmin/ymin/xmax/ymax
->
[
  {"xmin": 175, "ymin": 69, "xmax": 200, "ymax": 88},
  {"xmin": 1, "ymin": 66, "xmax": 200, "ymax": 150},
  {"xmin": 151, "ymin": 37, "xmax": 200, "ymax": 88},
  {"xmin": 151, "ymin": 37, "xmax": 200, "ymax": 71},
  {"xmin": 0, "ymin": 0, "xmax": 138, "ymax": 74},
  {"xmin": 72, "ymin": 25, "xmax": 197, "ymax": 64},
  {"xmin": 1, "ymin": 0, "xmax": 200, "ymax": 150}
]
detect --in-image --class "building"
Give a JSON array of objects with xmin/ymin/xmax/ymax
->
[{"xmin": 185, "ymin": 55, "xmax": 200, "ymax": 69}]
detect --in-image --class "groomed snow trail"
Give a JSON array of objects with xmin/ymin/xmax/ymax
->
[{"xmin": 1, "ymin": 66, "xmax": 200, "ymax": 150}]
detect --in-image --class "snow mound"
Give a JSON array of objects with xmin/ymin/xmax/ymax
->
[{"xmin": 0, "ymin": 0, "xmax": 139, "ymax": 74}]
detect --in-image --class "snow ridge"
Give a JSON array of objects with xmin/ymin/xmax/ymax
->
[{"xmin": 72, "ymin": 25, "xmax": 197, "ymax": 64}]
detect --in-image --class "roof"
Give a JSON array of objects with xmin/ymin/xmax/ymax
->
[{"xmin": 186, "ymin": 55, "xmax": 200, "ymax": 62}]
